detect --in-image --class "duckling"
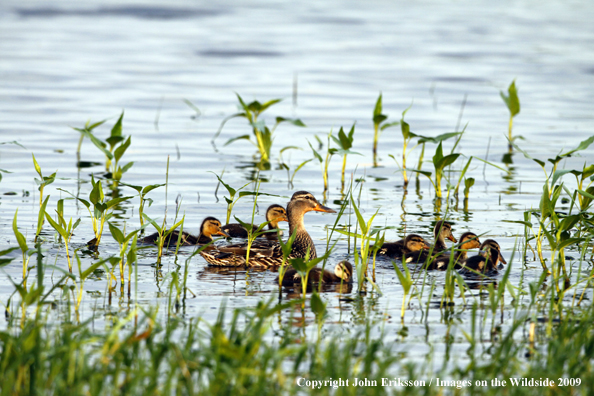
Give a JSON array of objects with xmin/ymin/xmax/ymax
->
[
  {"xmin": 459, "ymin": 239, "xmax": 507, "ymax": 275},
  {"xmin": 138, "ymin": 217, "xmax": 228, "ymax": 247},
  {"xmin": 377, "ymin": 234, "xmax": 430, "ymax": 258},
  {"xmin": 200, "ymin": 191, "xmax": 336, "ymax": 268},
  {"xmin": 403, "ymin": 220, "xmax": 458, "ymax": 263},
  {"xmin": 277, "ymin": 261, "xmax": 353, "ymax": 287},
  {"xmin": 222, "ymin": 204, "xmax": 288, "ymax": 240},
  {"xmin": 424, "ymin": 232, "xmax": 481, "ymax": 270}
]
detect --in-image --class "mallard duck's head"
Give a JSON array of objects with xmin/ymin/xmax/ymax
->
[
  {"xmin": 405, "ymin": 234, "xmax": 430, "ymax": 252},
  {"xmin": 335, "ymin": 260, "xmax": 353, "ymax": 281},
  {"xmin": 265, "ymin": 204, "xmax": 288, "ymax": 228},
  {"xmin": 435, "ymin": 220, "xmax": 457, "ymax": 243},
  {"xmin": 479, "ymin": 239, "xmax": 507, "ymax": 265},
  {"xmin": 287, "ymin": 191, "xmax": 336, "ymax": 216},
  {"xmin": 200, "ymin": 217, "xmax": 229, "ymax": 238},
  {"xmin": 459, "ymin": 232, "xmax": 481, "ymax": 250}
]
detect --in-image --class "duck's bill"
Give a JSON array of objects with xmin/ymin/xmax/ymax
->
[
  {"xmin": 498, "ymin": 252, "xmax": 507, "ymax": 265},
  {"xmin": 216, "ymin": 230, "xmax": 230, "ymax": 237},
  {"xmin": 447, "ymin": 235, "xmax": 458, "ymax": 243},
  {"xmin": 313, "ymin": 203, "xmax": 337, "ymax": 213}
]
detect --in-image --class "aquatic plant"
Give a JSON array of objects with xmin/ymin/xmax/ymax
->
[
  {"xmin": 122, "ymin": 182, "xmax": 165, "ymax": 229},
  {"xmin": 337, "ymin": 195, "xmax": 383, "ymax": 294},
  {"xmin": 308, "ymin": 132, "xmax": 335, "ymax": 195},
  {"xmin": 73, "ymin": 112, "xmax": 133, "ymax": 187},
  {"xmin": 108, "ymin": 222, "xmax": 140, "ymax": 289},
  {"xmin": 392, "ymin": 260, "xmax": 413, "ymax": 320},
  {"xmin": 500, "ymin": 79, "xmax": 520, "ymax": 147},
  {"xmin": 44, "ymin": 199, "xmax": 81, "ymax": 273},
  {"xmin": 12, "ymin": 210, "xmax": 31, "ymax": 282},
  {"xmin": 59, "ymin": 176, "xmax": 132, "ymax": 249},
  {"xmin": 409, "ymin": 141, "xmax": 461, "ymax": 199},
  {"xmin": 371, "ymin": 93, "xmax": 398, "ymax": 167},
  {"xmin": 213, "ymin": 94, "xmax": 305, "ymax": 167},
  {"xmin": 331, "ymin": 124, "xmax": 360, "ymax": 194},
  {"xmin": 211, "ymin": 172, "xmax": 278, "ymax": 224},
  {"xmin": 32, "ymin": 154, "xmax": 56, "ymax": 209},
  {"xmin": 142, "ymin": 213, "xmax": 186, "ymax": 265},
  {"xmin": 278, "ymin": 147, "xmax": 311, "ymax": 189}
]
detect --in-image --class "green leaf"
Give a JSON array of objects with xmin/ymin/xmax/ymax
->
[
  {"xmin": 275, "ymin": 117, "xmax": 306, "ymax": 127},
  {"xmin": 258, "ymin": 98, "xmax": 282, "ymax": 113},
  {"xmin": 32, "ymin": 153, "xmax": 42, "ymax": 177},
  {"xmin": 210, "ymin": 172, "xmax": 237, "ymax": 197},
  {"xmin": 114, "ymin": 136, "xmax": 131, "ymax": 163},
  {"xmin": 142, "ymin": 213, "xmax": 162, "ymax": 233},
  {"xmin": 308, "ymin": 141, "xmax": 323, "ymax": 163},
  {"xmin": 373, "ymin": 93, "xmax": 383, "ymax": 117},
  {"xmin": 417, "ymin": 132, "xmax": 462, "ymax": 144},
  {"xmin": 110, "ymin": 111, "xmax": 124, "ymax": 141},
  {"xmin": 557, "ymin": 237, "xmax": 584, "ymax": 251},
  {"xmin": 12, "ymin": 210, "xmax": 28, "ymax": 253},
  {"xmin": 310, "ymin": 291, "xmax": 327, "ymax": 318},
  {"xmin": 44, "ymin": 212, "xmax": 68, "ymax": 239},
  {"xmin": 500, "ymin": 80, "xmax": 520, "ymax": 117},
  {"xmin": 560, "ymin": 135, "xmax": 594, "ymax": 158},
  {"xmin": 224, "ymin": 134, "xmax": 253, "ymax": 147},
  {"xmin": 36, "ymin": 195, "xmax": 51, "ymax": 236},
  {"xmin": 141, "ymin": 184, "xmax": 165, "ymax": 195},
  {"xmin": 108, "ymin": 222, "xmax": 125, "ymax": 244},
  {"xmin": 351, "ymin": 196, "xmax": 367, "ymax": 235},
  {"xmin": 106, "ymin": 196, "xmax": 133, "ymax": 210},
  {"xmin": 510, "ymin": 140, "xmax": 545, "ymax": 168}
]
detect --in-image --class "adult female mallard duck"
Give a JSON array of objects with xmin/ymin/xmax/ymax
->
[
  {"xmin": 200, "ymin": 191, "xmax": 335, "ymax": 268},
  {"xmin": 424, "ymin": 232, "xmax": 481, "ymax": 270},
  {"xmin": 138, "ymin": 217, "xmax": 228, "ymax": 247},
  {"xmin": 459, "ymin": 239, "xmax": 507, "ymax": 275},
  {"xmin": 277, "ymin": 261, "xmax": 353, "ymax": 287},
  {"xmin": 222, "ymin": 204, "xmax": 287, "ymax": 240}
]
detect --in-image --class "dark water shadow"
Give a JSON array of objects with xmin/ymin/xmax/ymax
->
[{"xmin": 15, "ymin": 6, "xmax": 222, "ymax": 20}]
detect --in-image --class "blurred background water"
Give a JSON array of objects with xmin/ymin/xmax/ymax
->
[{"xmin": 1, "ymin": 0, "xmax": 594, "ymax": 367}]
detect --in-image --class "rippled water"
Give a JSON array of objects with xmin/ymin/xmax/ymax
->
[{"xmin": 1, "ymin": 0, "xmax": 594, "ymax": 368}]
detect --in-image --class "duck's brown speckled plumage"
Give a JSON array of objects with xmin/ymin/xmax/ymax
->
[{"xmin": 200, "ymin": 191, "xmax": 335, "ymax": 268}]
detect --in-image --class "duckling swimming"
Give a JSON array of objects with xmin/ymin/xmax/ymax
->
[
  {"xmin": 277, "ymin": 261, "xmax": 353, "ymax": 287},
  {"xmin": 459, "ymin": 239, "xmax": 506, "ymax": 275},
  {"xmin": 139, "ymin": 217, "xmax": 228, "ymax": 247},
  {"xmin": 424, "ymin": 232, "xmax": 481, "ymax": 270},
  {"xmin": 222, "ymin": 204, "xmax": 287, "ymax": 240}
]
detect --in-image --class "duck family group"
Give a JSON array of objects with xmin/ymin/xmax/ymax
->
[{"xmin": 141, "ymin": 191, "xmax": 506, "ymax": 286}]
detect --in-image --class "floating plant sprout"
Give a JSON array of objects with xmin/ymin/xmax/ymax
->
[
  {"xmin": 331, "ymin": 124, "xmax": 360, "ymax": 194},
  {"xmin": 371, "ymin": 93, "xmax": 398, "ymax": 167},
  {"xmin": 213, "ymin": 94, "xmax": 305, "ymax": 168},
  {"xmin": 500, "ymin": 80, "xmax": 520, "ymax": 148}
]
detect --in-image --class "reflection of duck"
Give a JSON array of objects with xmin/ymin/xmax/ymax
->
[
  {"xmin": 404, "ymin": 220, "xmax": 458, "ymax": 263},
  {"xmin": 222, "ymin": 204, "xmax": 287, "ymax": 240},
  {"xmin": 377, "ymin": 234, "xmax": 430, "ymax": 259},
  {"xmin": 424, "ymin": 232, "xmax": 481, "ymax": 270},
  {"xmin": 459, "ymin": 239, "xmax": 506, "ymax": 274},
  {"xmin": 277, "ymin": 261, "xmax": 353, "ymax": 287},
  {"xmin": 200, "ymin": 191, "xmax": 335, "ymax": 268},
  {"xmin": 139, "ymin": 217, "xmax": 228, "ymax": 247}
]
